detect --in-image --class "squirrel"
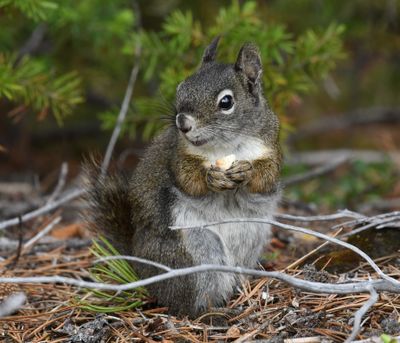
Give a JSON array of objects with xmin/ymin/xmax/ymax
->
[{"xmin": 85, "ymin": 37, "xmax": 282, "ymax": 318}]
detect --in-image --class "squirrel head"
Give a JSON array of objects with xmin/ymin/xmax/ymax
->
[{"xmin": 175, "ymin": 37, "xmax": 271, "ymax": 149}]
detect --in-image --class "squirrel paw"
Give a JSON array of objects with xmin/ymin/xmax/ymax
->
[
  {"xmin": 206, "ymin": 166, "xmax": 237, "ymax": 192},
  {"xmin": 225, "ymin": 160, "xmax": 253, "ymax": 184}
]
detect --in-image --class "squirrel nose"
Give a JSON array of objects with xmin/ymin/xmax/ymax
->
[{"xmin": 176, "ymin": 113, "xmax": 193, "ymax": 133}]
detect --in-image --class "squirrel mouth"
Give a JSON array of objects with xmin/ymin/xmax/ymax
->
[
  {"xmin": 187, "ymin": 137, "xmax": 209, "ymax": 146},
  {"xmin": 191, "ymin": 138, "xmax": 209, "ymax": 146}
]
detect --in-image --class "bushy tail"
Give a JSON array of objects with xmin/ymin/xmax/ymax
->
[{"xmin": 83, "ymin": 160, "xmax": 134, "ymax": 256}]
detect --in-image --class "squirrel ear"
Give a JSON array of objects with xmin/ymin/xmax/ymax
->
[
  {"xmin": 235, "ymin": 43, "xmax": 262, "ymax": 85},
  {"xmin": 201, "ymin": 36, "xmax": 221, "ymax": 65}
]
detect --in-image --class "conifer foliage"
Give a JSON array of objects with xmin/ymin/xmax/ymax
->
[
  {"xmin": 106, "ymin": 1, "xmax": 345, "ymax": 140},
  {"xmin": 0, "ymin": 0, "xmax": 84, "ymax": 123},
  {"xmin": 0, "ymin": 0, "xmax": 344, "ymax": 136}
]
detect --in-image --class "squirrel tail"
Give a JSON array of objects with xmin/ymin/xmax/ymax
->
[{"xmin": 83, "ymin": 159, "xmax": 134, "ymax": 256}]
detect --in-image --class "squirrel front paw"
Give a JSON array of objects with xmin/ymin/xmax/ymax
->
[
  {"xmin": 225, "ymin": 160, "xmax": 253, "ymax": 185},
  {"xmin": 206, "ymin": 166, "xmax": 237, "ymax": 192}
]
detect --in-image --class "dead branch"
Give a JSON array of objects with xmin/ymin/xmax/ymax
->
[
  {"xmin": 100, "ymin": 55, "xmax": 141, "ymax": 178},
  {"xmin": 0, "ymin": 263, "xmax": 398, "ymax": 294},
  {"xmin": 0, "ymin": 236, "xmax": 91, "ymax": 254},
  {"xmin": 332, "ymin": 211, "xmax": 400, "ymax": 235},
  {"xmin": 95, "ymin": 255, "xmax": 172, "ymax": 272},
  {"xmin": 289, "ymin": 106, "xmax": 400, "ymax": 142},
  {"xmin": 14, "ymin": 23, "xmax": 47, "ymax": 66},
  {"xmin": 358, "ymin": 197, "xmax": 400, "ymax": 213},
  {"xmin": 345, "ymin": 286, "xmax": 379, "ymax": 343},
  {"xmin": 23, "ymin": 216, "xmax": 61, "ymax": 250},
  {"xmin": 100, "ymin": 2, "xmax": 142, "ymax": 177},
  {"xmin": 283, "ymin": 155, "xmax": 349, "ymax": 187},
  {"xmin": 46, "ymin": 162, "xmax": 68, "ymax": 204},
  {"xmin": 340, "ymin": 215, "xmax": 400, "ymax": 238},
  {"xmin": 171, "ymin": 218, "xmax": 400, "ymax": 287},
  {"xmin": 0, "ymin": 188, "xmax": 83, "ymax": 231},
  {"xmin": 285, "ymin": 150, "xmax": 400, "ymax": 166},
  {"xmin": 276, "ymin": 209, "xmax": 364, "ymax": 222}
]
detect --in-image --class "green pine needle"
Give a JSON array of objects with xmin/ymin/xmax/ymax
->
[{"xmin": 77, "ymin": 236, "xmax": 147, "ymax": 313}]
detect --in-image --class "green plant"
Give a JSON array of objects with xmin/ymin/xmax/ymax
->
[
  {"xmin": 283, "ymin": 159, "xmax": 397, "ymax": 210},
  {"xmin": 78, "ymin": 236, "xmax": 147, "ymax": 313},
  {"xmin": 101, "ymin": 0, "xmax": 345, "ymax": 141},
  {"xmin": 0, "ymin": 0, "xmax": 135, "ymax": 124},
  {"xmin": 0, "ymin": 0, "xmax": 84, "ymax": 123},
  {"xmin": 380, "ymin": 334, "xmax": 398, "ymax": 343},
  {"xmin": 0, "ymin": 54, "xmax": 83, "ymax": 124},
  {"xmin": 0, "ymin": 0, "xmax": 58, "ymax": 21},
  {"xmin": 0, "ymin": 1, "xmax": 344, "ymax": 138}
]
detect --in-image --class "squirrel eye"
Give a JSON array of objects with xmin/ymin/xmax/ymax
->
[
  {"xmin": 217, "ymin": 89, "xmax": 235, "ymax": 114},
  {"xmin": 219, "ymin": 95, "xmax": 233, "ymax": 110}
]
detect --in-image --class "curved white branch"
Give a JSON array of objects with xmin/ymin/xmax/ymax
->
[
  {"xmin": 170, "ymin": 218, "xmax": 400, "ymax": 287},
  {"xmin": 276, "ymin": 209, "xmax": 364, "ymax": 222},
  {"xmin": 95, "ymin": 255, "xmax": 172, "ymax": 272},
  {"xmin": 0, "ymin": 264, "xmax": 398, "ymax": 294},
  {"xmin": 345, "ymin": 286, "xmax": 379, "ymax": 343}
]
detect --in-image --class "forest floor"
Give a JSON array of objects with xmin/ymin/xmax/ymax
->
[{"xmin": 0, "ymin": 204, "xmax": 399, "ymax": 343}]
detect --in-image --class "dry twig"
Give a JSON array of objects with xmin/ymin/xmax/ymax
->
[
  {"xmin": 171, "ymin": 218, "xmax": 400, "ymax": 286},
  {"xmin": 23, "ymin": 216, "xmax": 61, "ymax": 250},
  {"xmin": 283, "ymin": 156, "xmax": 350, "ymax": 187},
  {"xmin": 289, "ymin": 107, "xmax": 400, "ymax": 142},
  {"xmin": 0, "ymin": 188, "xmax": 83, "ymax": 231},
  {"xmin": 46, "ymin": 162, "xmax": 68, "ymax": 204},
  {"xmin": 345, "ymin": 285, "xmax": 379, "ymax": 343},
  {"xmin": 276, "ymin": 209, "xmax": 364, "ymax": 222},
  {"xmin": 100, "ymin": 1, "xmax": 142, "ymax": 177}
]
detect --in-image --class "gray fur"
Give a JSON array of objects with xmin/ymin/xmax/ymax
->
[{"xmin": 85, "ymin": 40, "xmax": 281, "ymax": 318}]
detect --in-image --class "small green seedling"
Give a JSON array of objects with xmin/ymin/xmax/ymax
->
[
  {"xmin": 77, "ymin": 236, "xmax": 147, "ymax": 313},
  {"xmin": 380, "ymin": 334, "xmax": 398, "ymax": 343}
]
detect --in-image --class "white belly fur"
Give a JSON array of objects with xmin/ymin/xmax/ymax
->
[
  {"xmin": 172, "ymin": 136, "xmax": 279, "ymax": 308},
  {"xmin": 172, "ymin": 189, "xmax": 279, "ymax": 267},
  {"xmin": 175, "ymin": 136, "xmax": 278, "ymax": 266}
]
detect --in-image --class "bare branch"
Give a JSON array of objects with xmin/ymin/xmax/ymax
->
[
  {"xmin": 100, "ymin": 3, "xmax": 142, "ymax": 177},
  {"xmin": 100, "ymin": 61, "xmax": 141, "ymax": 177},
  {"xmin": 289, "ymin": 107, "xmax": 400, "ymax": 142},
  {"xmin": 14, "ymin": 23, "xmax": 47, "ymax": 66},
  {"xmin": 331, "ymin": 211, "xmax": 400, "ymax": 234},
  {"xmin": 0, "ymin": 188, "xmax": 84, "ymax": 231},
  {"xmin": 23, "ymin": 216, "xmax": 61, "ymax": 249},
  {"xmin": 340, "ymin": 216, "xmax": 400, "ymax": 238},
  {"xmin": 358, "ymin": 197, "xmax": 400, "ymax": 213},
  {"xmin": 285, "ymin": 150, "xmax": 400, "ymax": 166},
  {"xmin": 171, "ymin": 219, "xmax": 400, "ymax": 287},
  {"xmin": 276, "ymin": 209, "xmax": 364, "ymax": 222},
  {"xmin": 0, "ymin": 264, "xmax": 398, "ymax": 294},
  {"xmin": 46, "ymin": 162, "xmax": 68, "ymax": 204},
  {"xmin": 345, "ymin": 286, "xmax": 379, "ymax": 343},
  {"xmin": 283, "ymin": 156, "xmax": 349, "ymax": 187},
  {"xmin": 95, "ymin": 255, "xmax": 172, "ymax": 272}
]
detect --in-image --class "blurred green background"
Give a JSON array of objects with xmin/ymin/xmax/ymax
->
[{"xmin": 0, "ymin": 0, "xmax": 399, "ymax": 212}]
